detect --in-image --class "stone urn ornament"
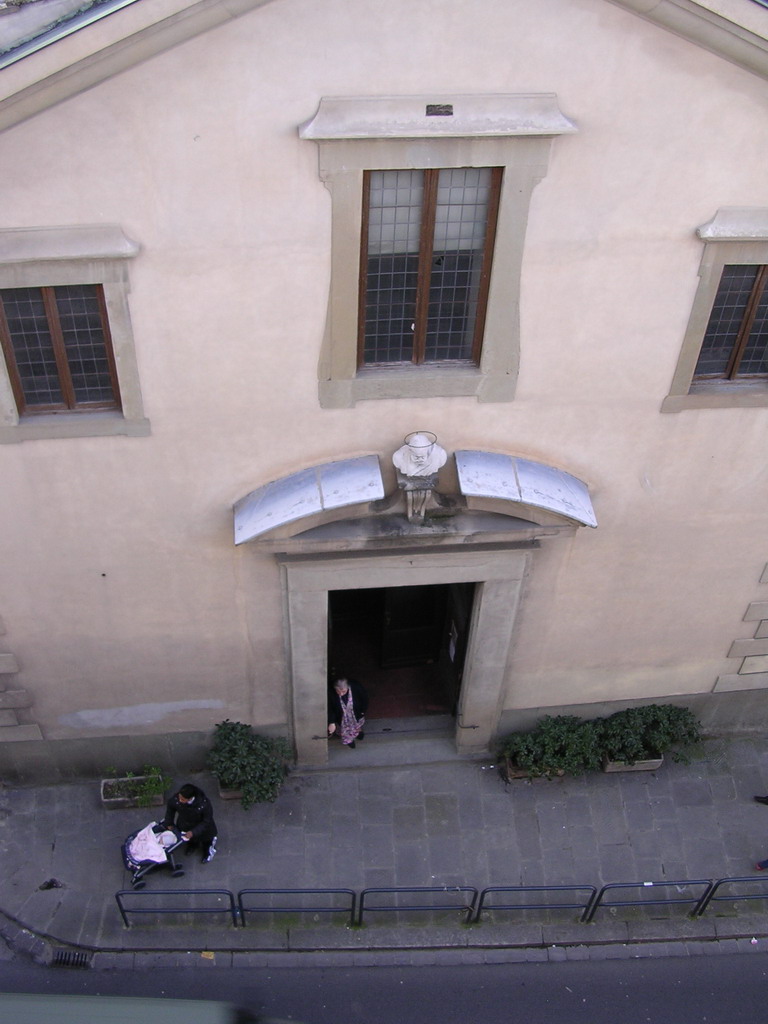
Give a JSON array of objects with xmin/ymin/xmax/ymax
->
[{"xmin": 392, "ymin": 431, "xmax": 448, "ymax": 524}]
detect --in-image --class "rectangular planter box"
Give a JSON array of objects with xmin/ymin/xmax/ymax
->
[
  {"xmin": 100, "ymin": 777, "xmax": 165, "ymax": 810},
  {"xmin": 602, "ymin": 755, "xmax": 664, "ymax": 773},
  {"xmin": 216, "ymin": 782, "xmax": 243, "ymax": 801},
  {"xmin": 500, "ymin": 759, "xmax": 529, "ymax": 781},
  {"xmin": 500, "ymin": 758, "xmax": 565, "ymax": 781}
]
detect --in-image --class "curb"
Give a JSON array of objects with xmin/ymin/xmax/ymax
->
[{"xmin": 3, "ymin": 905, "xmax": 768, "ymax": 970}]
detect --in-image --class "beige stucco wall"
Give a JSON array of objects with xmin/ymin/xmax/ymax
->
[{"xmin": 1, "ymin": 0, "xmax": 767, "ymax": 750}]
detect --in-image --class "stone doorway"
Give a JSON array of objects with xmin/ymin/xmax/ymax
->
[
  {"xmin": 236, "ymin": 451, "xmax": 596, "ymax": 767},
  {"xmin": 282, "ymin": 546, "xmax": 530, "ymax": 766}
]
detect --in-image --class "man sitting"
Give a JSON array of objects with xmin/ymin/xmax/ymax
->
[{"xmin": 161, "ymin": 783, "xmax": 218, "ymax": 863}]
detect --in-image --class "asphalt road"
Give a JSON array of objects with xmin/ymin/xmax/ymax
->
[{"xmin": 1, "ymin": 952, "xmax": 767, "ymax": 1023}]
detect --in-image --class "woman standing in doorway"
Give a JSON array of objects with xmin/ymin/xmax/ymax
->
[{"xmin": 327, "ymin": 677, "xmax": 368, "ymax": 749}]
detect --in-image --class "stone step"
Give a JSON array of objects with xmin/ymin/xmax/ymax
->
[
  {"xmin": 0, "ymin": 689, "xmax": 32, "ymax": 709},
  {"xmin": 366, "ymin": 714, "xmax": 454, "ymax": 735},
  {"xmin": 0, "ymin": 653, "xmax": 18, "ymax": 674},
  {"xmin": 0, "ymin": 724, "xmax": 42, "ymax": 741},
  {"xmin": 315, "ymin": 731, "xmax": 490, "ymax": 772}
]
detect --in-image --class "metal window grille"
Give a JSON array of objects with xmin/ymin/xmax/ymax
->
[
  {"xmin": 359, "ymin": 167, "xmax": 501, "ymax": 367},
  {"xmin": 694, "ymin": 264, "xmax": 768, "ymax": 380}
]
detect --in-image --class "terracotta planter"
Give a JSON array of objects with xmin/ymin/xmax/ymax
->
[
  {"xmin": 602, "ymin": 755, "xmax": 664, "ymax": 773},
  {"xmin": 100, "ymin": 777, "xmax": 165, "ymax": 810}
]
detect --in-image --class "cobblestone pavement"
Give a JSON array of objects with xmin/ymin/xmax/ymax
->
[{"xmin": 2, "ymin": 736, "xmax": 768, "ymax": 965}]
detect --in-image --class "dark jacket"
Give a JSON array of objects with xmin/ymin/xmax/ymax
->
[
  {"xmin": 328, "ymin": 679, "xmax": 368, "ymax": 727},
  {"xmin": 161, "ymin": 785, "xmax": 217, "ymax": 841}
]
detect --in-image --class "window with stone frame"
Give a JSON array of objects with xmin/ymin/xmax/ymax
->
[
  {"xmin": 299, "ymin": 94, "xmax": 577, "ymax": 408},
  {"xmin": 662, "ymin": 209, "xmax": 768, "ymax": 412},
  {"xmin": 0, "ymin": 225, "xmax": 149, "ymax": 443},
  {"xmin": 0, "ymin": 284, "xmax": 121, "ymax": 415}
]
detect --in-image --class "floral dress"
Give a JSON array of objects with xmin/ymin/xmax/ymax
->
[{"xmin": 339, "ymin": 689, "xmax": 365, "ymax": 746}]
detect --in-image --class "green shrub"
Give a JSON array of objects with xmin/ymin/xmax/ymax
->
[
  {"xmin": 498, "ymin": 715, "xmax": 603, "ymax": 778},
  {"xmin": 596, "ymin": 704, "xmax": 701, "ymax": 764},
  {"xmin": 206, "ymin": 720, "xmax": 292, "ymax": 809},
  {"xmin": 498, "ymin": 704, "xmax": 702, "ymax": 777}
]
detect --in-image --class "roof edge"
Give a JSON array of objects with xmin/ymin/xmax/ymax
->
[
  {"xmin": 606, "ymin": 0, "xmax": 768, "ymax": 79},
  {"xmin": 0, "ymin": 0, "xmax": 766, "ymax": 135},
  {"xmin": 0, "ymin": 0, "xmax": 278, "ymax": 134}
]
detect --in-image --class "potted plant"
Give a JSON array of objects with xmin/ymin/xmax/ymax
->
[
  {"xmin": 498, "ymin": 715, "xmax": 603, "ymax": 781},
  {"xmin": 597, "ymin": 704, "xmax": 701, "ymax": 772},
  {"xmin": 100, "ymin": 765, "xmax": 170, "ymax": 809},
  {"xmin": 206, "ymin": 719, "xmax": 292, "ymax": 809}
]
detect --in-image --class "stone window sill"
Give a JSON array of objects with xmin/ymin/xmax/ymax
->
[
  {"xmin": 662, "ymin": 381, "xmax": 768, "ymax": 412},
  {"xmin": 0, "ymin": 411, "xmax": 151, "ymax": 444}
]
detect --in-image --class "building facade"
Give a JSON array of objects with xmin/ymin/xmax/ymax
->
[{"xmin": 0, "ymin": 0, "xmax": 767, "ymax": 778}]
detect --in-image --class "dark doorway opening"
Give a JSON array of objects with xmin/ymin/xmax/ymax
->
[{"xmin": 328, "ymin": 583, "xmax": 475, "ymax": 720}]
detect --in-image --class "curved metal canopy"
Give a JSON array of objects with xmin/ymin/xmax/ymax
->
[
  {"xmin": 234, "ymin": 450, "xmax": 596, "ymax": 544},
  {"xmin": 234, "ymin": 456, "xmax": 385, "ymax": 545},
  {"xmin": 455, "ymin": 450, "xmax": 597, "ymax": 528}
]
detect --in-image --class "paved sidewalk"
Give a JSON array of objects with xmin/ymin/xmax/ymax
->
[{"xmin": 2, "ymin": 735, "xmax": 768, "ymax": 965}]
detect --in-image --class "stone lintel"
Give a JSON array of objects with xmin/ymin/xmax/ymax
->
[
  {"xmin": 697, "ymin": 208, "xmax": 768, "ymax": 242},
  {"xmin": 0, "ymin": 224, "xmax": 139, "ymax": 265},
  {"xmin": 300, "ymin": 94, "xmax": 578, "ymax": 140}
]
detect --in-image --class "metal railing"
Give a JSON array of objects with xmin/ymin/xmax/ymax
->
[
  {"xmin": 113, "ymin": 875, "xmax": 768, "ymax": 930},
  {"xmin": 475, "ymin": 885, "xmax": 597, "ymax": 923},
  {"xmin": 115, "ymin": 889, "xmax": 238, "ymax": 928},
  {"xmin": 583, "ymin": 879, "xmax": 712, "ymax": 923},
  {"xmin": 238, "ymin": 888, "xmax": 357, "ymax": 928},
  {"xmin": 357, "ymin": 886, "xmax": 478, "ymax": 926},
  {"xmin": 693, "ymin": 876, "xmax": 768, "ymax": 917}
]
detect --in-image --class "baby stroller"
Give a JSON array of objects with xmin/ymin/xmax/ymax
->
[{"xmin": 121, "ymin": 822, "xmax": 186, "ymax": 890}]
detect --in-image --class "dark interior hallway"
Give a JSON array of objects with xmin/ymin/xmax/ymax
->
[{"xmin": 328, "ymin": 584, "xmax": 474, "ymax": 719}]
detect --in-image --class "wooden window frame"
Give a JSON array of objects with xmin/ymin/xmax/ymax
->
[
  {"xmin": 0, "ymin": 284, "xmax": 121, "ymax": 416},
  {"xmin": 692, "ymin": 264, "xmax": 768, "ymax": 382},
  {"xmin": 357, "ymin": 168, "xmax": 501, "ymax": 369}
]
